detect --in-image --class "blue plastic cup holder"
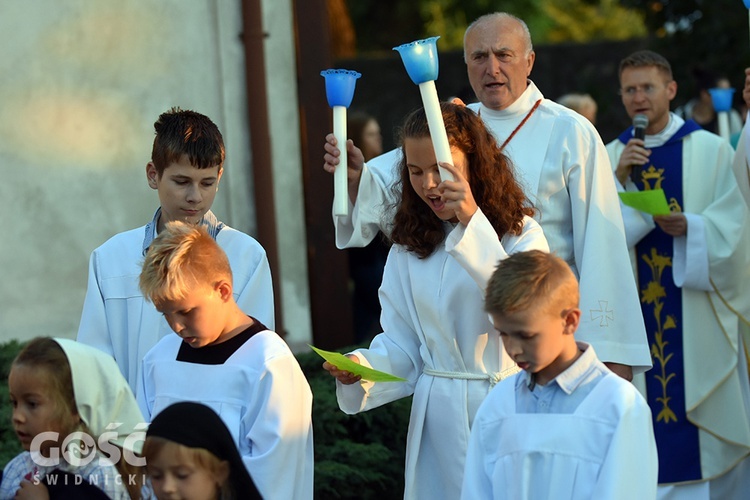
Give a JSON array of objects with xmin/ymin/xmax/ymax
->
[
  {"xmin": 708, "ymin": 87, "xmax": 735, "ymax": 113},
  {"xmin": 393, "ymin": 37, "xmax": 440, "ymax": 84},
  {"xmin": 320, "ymin": 69, "xmax": 361, "ymax": 108}
]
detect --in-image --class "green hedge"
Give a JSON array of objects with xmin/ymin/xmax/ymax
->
[
  {"xmin": 298, "ymin": 346, "xmax": 410, "ymax": 498},
  {"xmin": 0, "ymin": 341, "xmax": 411, "ymax": 498},
  {"xmin": 0, "ymin": 341, "xmax": 24, "ymax": 466}
]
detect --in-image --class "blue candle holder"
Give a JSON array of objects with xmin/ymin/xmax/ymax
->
[
  {"xmin": 393, "ymin": 37, "xmax": 440, "ymax": 85},
  {"xmin": 708, "ymin": 87, "xmax": 735, "ymax": 112},
  {"xmin": 744, "ymin": 0, "xmax": 750, "ymax": 8},
  {"xmin": 320, "ymin": 69, "xmax": 361, "ymax": 108}
]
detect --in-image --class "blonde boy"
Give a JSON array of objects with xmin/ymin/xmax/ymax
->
[
  {"xmin": 461, "ymin": 250, "xmax": 657, "ymax": 500},
  {"xmin": 137, "ymin": 221, "xmax": 313, "ymax": 500}
]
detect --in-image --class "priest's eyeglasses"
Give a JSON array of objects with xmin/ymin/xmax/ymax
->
[{"xmin": 619, "ymin": 84, "xmax": 659, "ymax": 97}]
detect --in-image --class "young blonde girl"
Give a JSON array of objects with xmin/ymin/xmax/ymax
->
[
  {"xmin": 143, "ymin": 402, "xmax": 261, "ymax": 500},
  {"xmin": 324, "ymin": 102, "xmax": 549, "ymax": 500},
  {"xmin": 0, "ymin": 337, "xmax": 146, "ymax": 499}
]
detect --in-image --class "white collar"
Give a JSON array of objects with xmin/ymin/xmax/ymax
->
[
  {"xmin": 643, "ymin": 113, "xmax": 685, "ymax": 148},
  {"xmin": 474, "ymin": 80, "xmax": 544, "ymax": 120}
]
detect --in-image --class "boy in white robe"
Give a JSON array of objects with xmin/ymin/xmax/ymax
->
[
  {"xmin": 136, "ymin": 221, "xmax": 313, "ymax": 500},
  {"xmin": 77, "ymin": 107, "xmax": 274, "ymax": 393},
  {"xmin": 462, "ymin": 250, "xmax": 658, "ymax": 500}
]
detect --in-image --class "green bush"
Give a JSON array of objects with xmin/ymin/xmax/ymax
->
[
  {"xmin": 297, "ymin": 346, "xmax": 411, "ymax": 499},
  {"xmin": 0, "ymin": 340, "xmax": 24, "ymax": 468}
]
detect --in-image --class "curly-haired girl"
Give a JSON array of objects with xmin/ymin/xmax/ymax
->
[{"xmin": 324, "ymin": 101, "xmax": 549, "ymax": 499}]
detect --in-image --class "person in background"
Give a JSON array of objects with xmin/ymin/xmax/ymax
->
[
  {"xmin": 730, "ymin": 71, "xmax": 750, "ymax": 148},
  {"xmin": 732, "ymin": 67, "xmax": 750, "ymax": 208},
  {"xmin": 730, "ymin": 67, "xmax": 750, "ymax": 390},
  {"xmin": 347, "ymin": 111, "xmax": 389, "ymax": 343},
  {"xmin": 348, "ymin": 111, "xmax": 383, "ymax": 161},
  {"xmin": 557, "ymin": 92, "xmax": 598, "ymax": 125},
  {"xmin": 674, "ymin": 66, "xmax": 743, "ymax": 139},
  {"xmin": 607, "ymin": 49, "xmax": 750, "ymax": 498}
]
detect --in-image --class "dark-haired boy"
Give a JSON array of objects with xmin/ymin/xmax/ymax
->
[{"xmin": 77, "ymin": 107, "xmax": 274, "ymax": 392}]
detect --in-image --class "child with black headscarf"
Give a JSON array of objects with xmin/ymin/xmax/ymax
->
[{"xmin": 143, "ymin": 402, "xmax": 261, "ymax": 500}]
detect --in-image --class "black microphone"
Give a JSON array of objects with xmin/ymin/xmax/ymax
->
[{"xmin": 630, "ymin": 114, "xmax": 649, "ymax": 184}]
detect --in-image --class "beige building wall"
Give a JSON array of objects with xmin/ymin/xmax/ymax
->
[
  {"xmin": 0, "ymin": 0, "xmax": 312, "ymax": 348},
  {"xmin": 261, "ymin": 0, "xmax": 314, "ymax": 351}
]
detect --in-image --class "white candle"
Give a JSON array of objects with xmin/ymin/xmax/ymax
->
[
  {"xmin": 333, "ymin": 106, "xmax": 348, "ymax": 216},
  {"xmin": 717, "ymin": 111, "xmax": 730, "ymax": 141},
  {"xmin": 418, "ymin": 81, "xmax": 454, "ymax": 182}
]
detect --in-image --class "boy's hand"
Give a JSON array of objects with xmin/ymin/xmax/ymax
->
[
  {"xmin": 438, "ymin": 161, "xmax": 478, "ymax": 226},
  {"xmin": 323, "ymin": 355, "xmax": 362, "ymax": 385},
  {"xmin": 323, "ymin": 134, "xmax": 365, "ymax": 204}
]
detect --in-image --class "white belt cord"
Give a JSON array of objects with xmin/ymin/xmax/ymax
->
[{"xmin": 423, "ymin": 365, "xmax": 521, "ymax": 388}]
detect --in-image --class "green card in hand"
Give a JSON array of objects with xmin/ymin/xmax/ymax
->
[
  {"xmin": 618, "ymin": 188, "xmax": 671, "ymax": 215},
  {"xmin": 310, "ymin": 345, "xmax": 407, "ymax": 382}
]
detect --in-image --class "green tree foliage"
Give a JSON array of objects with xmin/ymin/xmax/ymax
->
[
  {"xmin": 346, "ymin": 0, "xmax": 646, "ymax": 53},
  {"xmin": 0, "ymin": 341, "xmax": 24, "ymax": 467},
  {"xmin": 543, "ymin": 0, "xmax": 647, "ymax": 42},
  {"xmin": 620, "ymin": 0, "xmax": 750, "ymax": 107}
]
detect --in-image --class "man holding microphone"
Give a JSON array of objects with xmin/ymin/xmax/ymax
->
[{"xmin": 607, "ymin": 49, "xmax": 750, "ymax": 498}]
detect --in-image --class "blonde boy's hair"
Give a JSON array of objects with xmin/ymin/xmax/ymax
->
[
  {"xmin": 142, "ymin": 436, "xmax": 232, "ymax": 499},
  {"xmin": 485, "ymin": 250, "xmax": 579, "ymax": 317},
  {"xmin": 139, "ymin": 221, "xmax": 232, "ymax": 306}
]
